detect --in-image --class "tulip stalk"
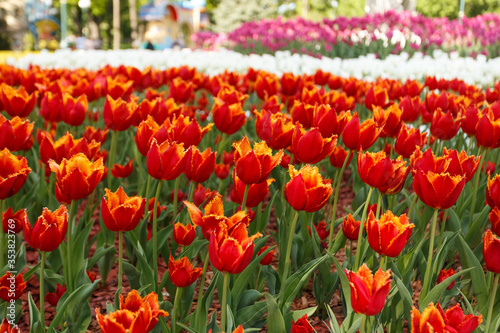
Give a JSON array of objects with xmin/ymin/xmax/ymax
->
[
  {"xmin": 172, "ymin": 286, "xmax": 183, "ymax": 333},
  {"xmin": 469, "ymin": 147, "xmax": 486, "ymax": 227},
  {"xmin": 328, "ymin": 150, "xmax": 352, "ymax": 253},
  {"xmin": 485, "ymin": 273, "xmax": 499, "ymax": 333},
  {"xmin": 354, "ymin": 186, "xmax": 374, "ymax": 270},
  {"xmin": 221, "ymin": 272, "xmax": 229, "ymax": 332},
  {"xmin": 376, "ymin": 191, "xmax": 382, "ymax": 219},
  {"xmin": 144, "ymin": 175, "xmax": 152, "ymax": 217},
  {"xmin": 421, "ymin": 209, "xmax": 439, "ymax": 300},
  {"xmin": 283, "ymin": 210, "xmax": 300, "ymax": 287},
  {"xmin": 152, "ymin": 180, "xmax": 163, "ymax": 291},
  {"xmin": 107, "ymin": 130, "xmax": 118, "ymax": 189},
  {"xmin": 360, "ymin": 314, "xmax": 367, "ymax": 333},
  {"xmin": 118, "ymin": 231, "xmax": 123, "ymax": 292},
  {"xmin": 437, "ymin": 209, "xmax": 449, "ymax": 249},
  {"xmin": 173, "ymin": 177, "xmax": 181, "ymax": 218},
  {"xmin": 67, "ymin": 200, "xmax": 76, "ymax": 293},
  {"xmin": 241, "ymin": 184, "xmax": 250, "ymax": 212},
  {"xmin": 188, "ymin": 182, "xmax": 195, "ymax": 203},
  {"xmin": 40, "ymin": 251, "xmax": 46, "ymax": 332}
]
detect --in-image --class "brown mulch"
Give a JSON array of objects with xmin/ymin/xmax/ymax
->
[{"xmin": 18, "ymin": 172, "xmax": 358, "ymax": 332}]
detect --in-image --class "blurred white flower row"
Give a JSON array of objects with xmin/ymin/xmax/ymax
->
[{"xmin": 8, "ymin": 48, "xmax": 500, "ymax": 86}]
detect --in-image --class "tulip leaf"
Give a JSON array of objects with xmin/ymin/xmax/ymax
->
[
  {"xmin": 394, "ymin": 275, "xmax": 413, "ymax": 325},
  {"xmin": 457, "ymin": 234, "xmax": 488, "ymax": 307},
  {"xmin": 465, "ymin": 204, "xmax": 490, "ymax": 247},
  {"xmin": 265, "ymin": 293, "xmax": 286, "ymax": 333},
  {"xmin": 176, "ymin": 322, "xmax": 198, "ymax": 333},
  {"xmin": 283, "ymin": 306, "xmax": 318, "ymax": 329},
  {"xmin": 419, "ymin": 267, "xmax": 473, "ymax": 311},
  {"xmin": 236, "ymin": 300, "xmax": 267, "ymax": 329},
  {"xmin": 87, "ymin": 245, "xmax": 116, "ymax": 269},
  {"xmin": 329, "ymin": 252, "xmax": 353, "ymax": 314},
  {"xmin": 28, "ymin": 292, "xmax": 44, "ymax": 333},
  {"xmin": 226, "ymin": 304, "xmax": 235, "ymax": 333},
  {"xmin": 279, "ymin": 254, "xmax": 328, "ymax": 313},
  {"xmin": 191, "ymin": 271, "xmax": 219, "ymax": 333},
  {"xmin": 48, "ymin": 280, "xmax": 100, "ymax": 331},
  {"xmin": 325, "ymin": 304, "xmax": 342, "ymax": 333},
  {"xmin": 237, "ymin": 289, "xmax": 264, "ymax": 311}
]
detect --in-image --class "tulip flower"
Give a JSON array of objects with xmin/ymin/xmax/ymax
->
[
  {"xmin": 23, "ymin": 205, "xmax": 68, "ymax": 252},
  {"xmin": 192, "ymin": 184, "xmax": 218, "ymax": 207},
  {"xmin": 61, "ymin": 93, "xmax": 88, "ymax": 126},
  {"xmin": 101, "ymin": 187, "xmax": 145, "ymax": 232},
  {"xmin": 184, "ymin": 146, "xmax": 216, "ymax": 184},
  {"xmin": 257, "ymin": 245, "xmax": 274, "ymax": 266},
  {"xmin": 280, "ymin": 72, "xmax": 302, "ymax": 96},
  {"xmin": 254, "ymin": 73, "xmax": 279, "ymax": 100},
  {"xmin": 45, "ymin": 283, "xmax": 67, "ymax": 307},
  {"xmin": 291, "ymin": 314, "xmax": 314, "ymax": 333},
  {"xmin": 83, "ymin": 126, "xmax": 108, "ymax": 145},
  {"xmin": 0, "ymin": 85, "xmax": 36, "ymax": 118},
  {"xmin": 164, "ymin": 114, "xmax": 213, "ymax": 148},
  {"xmin": 430, "ymin": 108, "xmax": 463, "ymax": 141},
  {"xmin": 329, "ymin": 145, "xmax": 354, "ymax": 169},
  {"xmin": 461, "ymin": 105, "xmax": 481, "ymax": 136},
  {"xmin": 168, "ymin": 77, "xmax": 194, "ymax": 104},
  {"xmin": 172, "ymin": 222, "xmax": 196, "ymax": 246},
  {"xmin": 394, "ymin": 125, "xmax": 427, "ymax": 158},
  {"xmin": 285, "ymin": 165, "xmax": 333, "ymax": 213},
  {"xmin": 103, "ymin": 95, "xmax": 138, "ymax": 132},
  {"xmin": 49, "ymin": 153, "xmax": 105, "ymax": 204},
  {"xmin": 0, "ymin": 318, "xmax": 20, "ymax": 333},
  {"xmin": 483, "ymin": 229, "xmax": 500, "ymax": 274},
  {"xmin": 118, "ymin": 290, "xmax": 169, "ymax": 332},
  {"xmin": 342, "ymin": 113, "xmax": 380, "ymax": 151},
  {"xmin": 2, "ymin": 207, "xmax": 27, "ymax": 234},
  {"xmin": 373, "ymin": 104, "xmax": 403, "ymax": 138},
  {"xmin": 231, "ymin": 171, "xmax": 274, "ymax": 208},
  {"xmin": 0, "ymin": 114, "xmax": 34, "ymax": 152},
  {"xmin": 290, "ymin": 101, "xmax": 315, "ymax": 128},
  {"xmin": 106, "ymin": 77, "xmax": 134, "ymax": 100},
  {"xmin": 486, "ymin": 173, "xmax": 500, "ymax": 209},
  {"xmin": 146, "ymin": 139, "xmax": 188, "ymax": 181},
  {"xmin": 436, "ymin": 267, "xmax": 457, "ymax": 290},
  {"xmin": 0, "ymin": 272, "xmax": 26, "ymax": 302},
  {"xmin": 168, "ymin": 255, "xmax": 202, "ymax": 288},
  {"xmin": 411, "ymin": 303, "xmax": 482, "ymax": 333},
  {"xmin": 365, "ymin": 85, "xmax": 389, "ymax": 110},
  {"xmin": 211, "ymin": 98, "xmax": 246, "ymax": 135},
  {"xmin": 215, "ymin": 163, "xmax": 230, "ymax": 180},
  {"xmin": 399, "ymin": 95, "xmax": 421, "ymax": 122},
  {"xmin": 312, "ymin": 105, "xmax": 351, "ymax": 138},
  {"xmin": 111, "ymin": 160, "xmax": 134, "ymax": 178},
  {"xmin": 342, "ymin": 214, "xmax": 361, "ymax": 241},
  {"xmin": 254, "ymin": 109, "xmax": 295, "ymax": 150},
  {"xmin": 0, "ymin": 148, "xmax": 31, "ymax": 200},
  {"xmin": 39, "ymin": 131, "xmax": 102, "ymax": 165},
  {"xmin": 345, "ymin": 264, "xmax": 391, "ymax": 316},
  {"xmin": 357, "ymin": 151, "xmax": 410, "ymax": 195},
  {"xmin": 135, "ymin": 116, "xmax": 169, "ymax": 157},
  {"xmin": 291, "ymin": 124, "xmax": 336, "ymax": 164},
  {"xmin": 475, "ymin": 110, "xmax": 500, "ymax": 148},
  {"xmin": 366, "ymin": 211, "xmax": 414, "ymax": 258},
  {"xmin": 96, "ymin": 307, "xmax": 153, "ymax": 333}
]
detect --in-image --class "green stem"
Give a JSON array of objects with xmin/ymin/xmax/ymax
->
[
  {"xmin": 188, "ymin": 182, "xmax": 196, "ymax": 203},
  {"xmin": 349, "ymin": 240, "xmax": 353, "ymax": 270},
  {"xmin": 408, "ymin": 195, "xmax": 418, "ymax": 218},
  {"xmin": 282, "ymin": 210, "xmax": 300, "ymax": 287},
  {"xmin": 173, "ymin": 177, "xmax": 181, "ymax": 218},
  {"xmin": 325, "ymin": 169, "xmax": 339, "ymax": 219},
  {"xmin": 221, "ymin": 272, "xmax": 229, "ymax": 333},
  {"xmin": 376, "ymin": 191, "xmax": 382, "ymax": 219},
  {"xmin": 152, "ymin": 180, "xmax": 163, "ymax": 292},
  {"xmin": 48, "ymin": 174, "xmax": 54, "ymax": 210},
  {"xmin": 485, "ymin": 274, "xmax": 499, "ymax": 333},
  {"xmin": 380, "ymin": 255, "xmax": 387, "ymax": 271},
  {"xmin": 144, "ymin": 175, "xmax": 152, "ymax": 217},
  {"xmin": 67, "ymin": 200, "xmax": 76, "ymax": 293},
  {"xmin": 172, "ymin": 286, "xmax": 183, "ymax": 333},
  {"xmin": 216, "ymin": 133, "xmax": 227, "ymax": 157},
  {"xmin": 360, "ymin": 314, "xmax": 367, "ymax": 333},
  {"xmin": 437, "ymin": 209, "xmax": 449, "ymax": 249},
  {"xmin": 421, "ymin": 209, "xmax": 439, "ymax": 300},
  {"xmin": 469, "ymin": 147, "xmax": 486, "ymax": 227},
  {"xmin": 328, "ymin": 150, "xmax": 352, "ymax": 253},
  {"xmin": 241, "ymin": 184, "xmax": 250, "ymax": 212},
  {"xmin": 107, "ymin": 130, "xmax": 118, "ymax": 189},
  {"xmin": 354, "ymin": 187, "xmax": 374, "ymax": 271},
  {"xmin": 118, "ymin": 231, "xmax": 123, "ymax": 292},
  {"xmin": 0, "ymin": 200, "xmax": 4, "ymax": 269},
  {"xmin": 255, "ymin": 266, "xmax": 262, "ymax": 290},
  {"xmin": 196, "ymin": 250, "xmax": 210, "ymax": 305},
  {"xmin": 40, "ymin": 251, "xmax": 46, "ymax": 332}
]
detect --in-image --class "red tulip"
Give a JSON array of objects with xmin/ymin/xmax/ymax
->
[
  {"xmin": 103, "ymin": 95, "xmax": 138, "ymax": 131},
  {"xmin": 1, "ymin": 85, "xmax": 36, "ymax": 118},
  {"xmin": 61, "ymin": 93, "xmax": 88, "ymax": 126},
  {"xmin": 2, "ymin": 207, "xmax": 27, "ymax": 234},
  {"xmin": 172, "ymin": 222, "xmax": 196, "ymax": 247},
  {"xmin": 342, "ymin": 214, "xmax": 361, "ymax": 241},
  {"xmin": 430, "ymin": 108, "xmax": 463, "ymax": 141},
  {"xmin": 231, "ymin": 170, "xmax": 274, "ymax": 208},
  {"xmin": 436, "ymin": 268, "xmax": 457, "ymax": 290},
  {"xmin": 211, "ymin": 98, "xmax": 246, "ymax": 135},
  {"xmin": 0, "ymin": 148, "xmax": 31, "ymax": 200},
  {"xmin": 399, "ymin": 95, "xmax": 421, "ymax": 122},
  {"xmin": 365, "ymin": 85, "xmax": 388, "ymax": 110},
  {"xmin": 23, "ymin": 205, "xmax": 68, "ymax": 252},
  {"xmin": 146, "ymin": 139, "xmax": 188, "ymax": 181},
  {"xmin": 257, "ymin": 245, "xmax": 274, "ymax": 265},
  {"xmin": 329, "ymin": 145, "xmax": 353, "ymax": 169},
  {"xmin": 394, "ymin": 125, "xmax": 427, "ymax": 158},
  {"xmin": 285, "ymin": 165, "xmax": 332, "ymax": 213},
  {"xmin": 45, "ymin": 283, "xmax": 67, "ymax": 306},
  {"xmin": 342, "ymin": 113, "xmax": 380, "ymax": 151},
  {"xmin": 0, "ymin": 273, "xmax": 26, "ymax": 302},
  {"xmin": 0, "ymin": 114, "xmax": 34, "ymax": 152},
  {"xmin": 291, "ymin": 314, "xmax": 314, "ymax": 333},
  {"xmin": 484, "ymin": 229, "xmax": 500, "ymax": 274},
  {"xmin": 291, "ymin": 124, "xmax": 336, "ymax": 164},
  {"xmin": 254, "ymin": 109, "xmax": 295, "ymax": 150},
  {"xmin": 101, "ymin": 187, "xmax": 146, "ymax": 232},
  {"xmin": 168, "ymin": 255, "xmax": 202, "ymax": 288},
  {"xmin": 184, "ymin": 146, "xmax": 216, "ymax": 184},
  {"xmin": 366, "ymin": 211, "xmax": 414, "ymax": 257}
]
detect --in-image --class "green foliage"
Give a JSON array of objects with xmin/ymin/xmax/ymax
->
[
  {"xmin": 211, "ymin": 0, "xmax": 277, "ymax": 32},
  {"xmin": 417, "ymin": 0, "xmax": 500, "ymax": 18}
]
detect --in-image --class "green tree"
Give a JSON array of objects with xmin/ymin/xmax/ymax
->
[{"xmin": 211, "ymin": 0, "xmax": 277, "ymax": 32}]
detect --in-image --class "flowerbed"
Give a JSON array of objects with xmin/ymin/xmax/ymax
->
[
  {"xmin": 192, "ymin": 11, "xmax": 500, "ymax": 59},
  {"xmin": 0, "ymin": 61, "xmax": 499, "ymax": 333},
  {"xmin": 8, "ymin": 49, "xmax": 500, "ymax": 87}
]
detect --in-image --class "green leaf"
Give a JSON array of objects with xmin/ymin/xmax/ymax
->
[
  {"xmin": 329, "ymin": 253, "xmax": 352, "ymax": 314},
  {"xmin": 419, "ymin": 267, "xmax": 473, "ymax": 311},
  {"xmin": 457, "ymin": 235, "xmax": 488, "ymax": 307},
  {"xmin": 28, "ymin": 293, "xmax": 44, "ymax": 333},
  {"xmin": 265, "ymin": 293, "xmax": 286, "ymax": 333},
  {"xmin": 283, "ymin": 306, "xmax": 318, "ymax": 329},
  {"xmin": 192, "ymin": 271, "xmax": 219, "ymax": 333},
  {"xmin": 236, "ymin": 300, "xmax": 267, "ymax": 329}
]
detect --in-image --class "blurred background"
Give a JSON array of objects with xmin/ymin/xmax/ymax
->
[{"xmin": 1, "ymin": 0, "xmax": 500, "ymax": 52}]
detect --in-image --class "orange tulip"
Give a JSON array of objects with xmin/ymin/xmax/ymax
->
[
  {"xmin": 146, "ymin": 139, "xmax": 188, "ymax": 181},
  {"xmin": 285, "ymin": 165, "xmax": 332, "ymax": 212},
  {"xmin": 168, "ymin": 255, "xmax": 202, "ymax": 288},
  {"xmin": 411, "ymin": 303, "xmax": 482, "ymax": 333},
  {"xmin": 394, "ymin": 125, "xmax": 427, "ymax": 158},
  {"xmin": 342, "ymin": 113, "xmax": 380, "ymax": 151},
  {"xmin": 0, "ymin": 148, "xmax": 31, "ymax": 200},
  {"xmin": 106, "ymin": 77, "xmax": 134, "ymax": 100},
  {"xmin": 233, "ymin": 136, "xmax": 283, "ymax": 184},
  {"xmin": 23, "ymin": 205, "xmax": 68, "ymax": 252},
  {"xmin": 342, "ymin": 214, "xmax": 361, "ymax": 241},
  {"xmin": 101, "ymin": 187, "xmax": 146, "ymax": 232},
  {"xmin": 291, "ymin": 124, "xmax": 336, "ymax": 164},
  {"xmin": 357, "ymin": 151, "xmax": 410, "ymax": 195},
  {"xmin": 119, "ymin": 290, "xmax": 168, "ymax": 332},
  {"xmin": 231, "ymin": 171, "xmax": 274, "ymax": 208},
  {"xmin": 2, "ymin": 207, "xmax": 27, "ymax": 234},
  {"xmin": 211, "ymin": 98, "xmax": 246, "ymax": 135},
  {"xmin": 49, "ymin": 153, "xmax": 105, "ymax": 204},
  {"xmin": 184, "ymin": 146, "xmax": 216, "ymax": 184},
  {"xmin": 0, "ymin": 114, "xmax": 33, "ymax": 152},
  {"xmin": 111, "ymin": 160, "xmax": 134, "ymax": 178},
  {"xmin": 134, "ymin": 116, "xmax": 169, "ymax": 157},
  {"xmin": 411, "ymin": 149, "xmax": 466, "ymax": 209},
  {"xmin": 83, "ymin": 126, "xmax": 108, "ymax": 145},
  {"xmin": 366, "ymin": 211, "xmax": 414, "ymax": 257},
  {"xmin": 484, "ymin": 229, "xmax": 500, "ymax": 274},
  {"xmin": 254, "ymin": 109, "xmax": 295, "ymax": 150},
  {"xmin": 172, "ymin": 222, "xmax": 196, "ymax": 246},
  {"xmin": 0, "ymin": 273, "xmax": 26, "ymax": 302},
  {"xmin": 103, "ymin": 95, "xmax": 138, "ymax": 131},
  {"xmin": 0, "ymin": 85, "xmax": 36, "ymax": 118},
  {"xmin": 208, "ymin": 221, "xmax": 261, "ymax": 274},
  {"xmin": 345, "ymin": 264, "xmax": 391, "ymax": 316},
  {"xmin": 39, "ymin": 132, "xmax": 102, "ymax": 164}
]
